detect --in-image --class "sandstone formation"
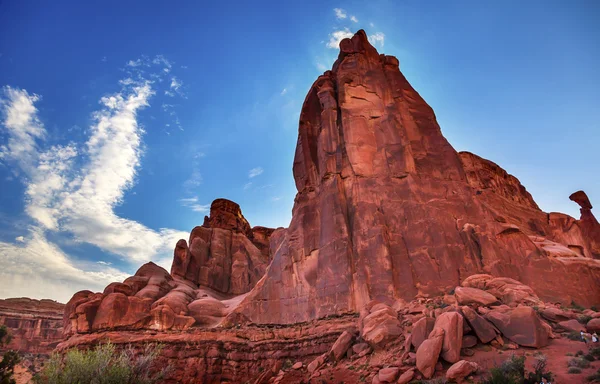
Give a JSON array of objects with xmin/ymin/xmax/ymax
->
[
  {"xmin": 233, "ymin": 29, "xmax": 600, "ymax": 325},
  {"xmin": 64, "ymin": 199, "xmax": 274, "ymax": 335},
  {"xmin": 0, "ymin": 298, "xmax": 64, "ymax": 354},
  {"xmin": 55, "ymin": 29, "xmax": 600, "ymax": 383}
]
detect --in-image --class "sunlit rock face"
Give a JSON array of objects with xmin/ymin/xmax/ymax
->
[{"xmin": 233, "ymin": 30, "xmax": 600, "ymax": 324}]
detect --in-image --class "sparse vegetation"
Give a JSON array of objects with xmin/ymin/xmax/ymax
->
[
  {"xmin": 566, "ymin": 352, "xmax": 574, "ymax": 356},
  {"xmin": 566, "ymin": 331, "xmax": 582, "ymax": 341},
  {"xmin": 34, "ymin": 342, "xmax": 170, "ymax": 384},
  {"xmin": 578, "ymin": 315, "xmax": 593, "ymax": 324},
  {"xmin": 577, "ymin": 350, "xmax": 585, "ymax": 356},
  {"xmin": 590, "ymin": 347, "xmax": 600, "ymax": 358},
  {"xmin": 282, "ymin": 359, "xmax": 293, "ymax": 370},
  {"xmin": 584, "ymin": 353, "xmax": 596, "ymax": 362},
  {"xmin": 587, "ymin": 368, "xmax": 600, "ymax": 382},
  {"xmin": 569, "ymin": 356, "xmax": 591, "ymax": 369},
  {"xmin": 480, "ymin": 354, "xmax": 553, "ymax": 384},
  {"xmin": 0, "ymin": 325, "xmax": 20, "ymax": 384},
  {"xmin": 568, "ymin": 367, "xmax": 582, "ymax": 374}
]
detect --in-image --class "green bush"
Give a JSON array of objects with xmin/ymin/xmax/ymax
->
[
  {"xmin": 571, "ymin": 301, "xmax": 585, "ymax": 312},
  {"xmin": 584, "ymin": 353, "xmax": 596, "ymax": 361},
  {"xmin": 578, "ymin": 315, "xmax": 593, "ymax": 324},
  {"xmin": 481, "ymin": 354, "xmax": 553, "ymax": 384},
  {"xmin": 566, "ymin": 331, "xmax": 582, "ymax": 341},
  {"xmin": 1, "ymin": 325, "xmax": 20, "ymax": 384},
  {"xmin": 590, "ymin": 347, "xmax": 600, "ymax": 358},
  {"xmin": 568, "ymin": 367, "xmax": 582, "ymax": 374},
  {"xmin": 34, "ymin": 343, "xmax": 170, "ymax": 384},
  {"xmin": 569, "ymin": 357, "xmax": 591, "ymax": 369}
]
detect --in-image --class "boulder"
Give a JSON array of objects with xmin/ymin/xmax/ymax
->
[
  {"xmin": 454, "ymin": 287, "xmax": 498, "ymax": 306},
  {"xmin": 329, "ymin": 330, "xmax": 355, "ymax": 361},
  {"xmin": 446, "ymin": 360, "xmax": 479, "ymax": 383},
  {"xmin": 411, "ymin": 317, "xmax": 435, "ymax": 350},
  {"xmin": 461, "ymin": 306, "xmax": 497, "ymax": 343},
  {"xmin": 540, "ymin": 307, "xmax": 574, "ymax": 323},
  {"xmin": 397, "ymin": 368, "xmax": 415, "ymax": 384},
  {"xmin": 416, "ymin": 328, "xmax": 444, "ymax": 379},
  {"xmin": 307, "ymin": 353, "xmax": 327, "ymax": 373},
  {"xmin": 587, "ymin": 318, "xmax": 600, "ymax": 333},
  {"xmin": 361, "ymin": 306, "xmax": 402, "ymax": 349},
  {"xmin": 485, "ymin": 306, "xmax": 548, "ymax": 347},
  {"xmin": 557, "ymin": 319, "xmax": 585, "ymax": 333},
  {"xmin": 434, "ymin": 312, "xmax": 463, "ymax": 363},
  {"xmin": 377, "ymin": 367, "xmax": 399, "ymax": 383}
]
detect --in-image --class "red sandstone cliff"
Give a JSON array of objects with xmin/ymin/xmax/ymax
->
[
  {"xmin": 0, "ymin": 298, "xmax": 64, "ymax": 354},
  {"xmin": 232, "ymin": 30, "xmax": 600, "ymax": 324}
]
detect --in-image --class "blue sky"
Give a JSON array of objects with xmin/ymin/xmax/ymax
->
[{"xmin": 0, "ymin": 0, "xmax": 598, "ymax": 302}]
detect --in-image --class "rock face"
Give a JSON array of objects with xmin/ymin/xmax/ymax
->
[
  {"xmin": 171, "ymin": 198, "xmax": 271, "ymax": 295},
  {"xmin": 234, "ymin": 29, "xmax": 600, "ymax": 325},
  {"xmin": 64, "ymin": 199, "xmax": 275, "ymax": 335},
  {"xmin": 0, "ymin": 298, "xmax": 64, "ymax": 354}
]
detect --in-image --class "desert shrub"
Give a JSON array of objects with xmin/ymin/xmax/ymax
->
[
  {"xmin": 591, "ymin": 306, "xmax": 599, "ymax": 312},
  {"xmin": 525, "ymin": 353, "xmax": 554, "ymax": 384},
  {"xmin": 481, "ymin": 355, "xmax": 525, "ymax": 384},
  {"xmin": 578, "ymin": 315, "xmax": 593, "ymax": 324},
  {"xmin": 566, "ymin": 352, "xmax": 574, "ymax": 356},
  {"xmin": 282, "ymin": 359, "xmax": 293, "ymax": 370},
  {"xmin": 569, "ymin": 356, "xmax": 591, "ymax": 369},
  {"xmin": 568, "ymin": 367, "xmax": 582, "ymax": 374},
  {"xmin": 566, "ymin": 331, "xmax": 581, "ymax": 341},
  {"xmin": 591, "ymin": 347, "xmax": 600, "ymax": 358},
  {"xmin": 481, "ymin": 354, "xmax": 553, "ymax": 384},
  {"xmin": 34, "ymin": 342, "xmax": 170, "ymax": 384},
  {"xmin": 584, "ymin": 353, "xmax": 596, "ymax": 361},
  {"xmin": 1, "ymin": 325, "xmax": 20, "ymax": 384},
  {"xmin": 587, "ymin": 368, "xmax": 600, "ymax": 382},
  {"xmin": 577, "ymin": 350, "xmax": 585, "ymax": 356}
]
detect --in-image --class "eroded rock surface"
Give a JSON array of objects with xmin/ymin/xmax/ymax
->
[{"xmin": 234, "ymin": 29, "xmax": 600, "ymax": 325}]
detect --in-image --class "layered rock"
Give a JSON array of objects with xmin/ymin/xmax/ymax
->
[
  {"xmin": 65, "ymin": 199, "xmax": 274, "ymax": 335},
  {"xmin": 0, "ymin": 298, "xmax": 64, "ymax": 354},
  {"xmin": 234, "ymin": 29, "xmax": 600, "ymax": 325}
]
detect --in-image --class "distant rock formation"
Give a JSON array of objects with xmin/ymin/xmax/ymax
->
[
  {"xmin": 0, "ymin": 298, "xmax": 64, "ymax": 354},
  {"xmin": 63, "ymin": 198, "xmax": 275, "ymax": 335}
]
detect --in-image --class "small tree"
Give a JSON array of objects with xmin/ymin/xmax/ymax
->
[
  {"xmin": 34, "ymin": 342, "xmax": 170, "ymax": 384},
  {"xmin": 0, "ymin": 325, "xmax": 20, "ymax": 384}
]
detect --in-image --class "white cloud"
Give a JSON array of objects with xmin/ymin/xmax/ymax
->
[
  {"xmin": 334, "ymin": 8, "xmax": 347, "ymax": 19},
  {"xmin": 271, "ymin": 196, "xmax": 281, "ymax": 202},
  {"xmin": 170, "ymin": 77, "xmax": 182, "ymax": 91},
  {"xmin": 0, "ymin": 228, "xmax": 129, "ymax": 303},
  {"xmin": 0, "ymin": 87, "xmax": 45, "ymax": 173},
  {"xmin": 96, "ymin": 260, "xmax": 112, "ymax": 266},
  {"xmin": 178, "ymin": 197, "xmax": 210, "ymax": 213},
  {"xmin": 280, "ymin": 88, "xmax": 287, "ymax": 96},
  {"xmin": 248, "ymin": 167, "xmax": 264, "ymax": 178},
  {"xmin": 327, "ymin": 28, "xmax": 354, "ymax": 49},
  {"xmin": 350, "ymin": 16, "xmax": 358, "ymax": 23},
  {"xmin": 369, "ymin": 32, "xmax": 385, "ymax": 47},
  {"xmin": 15, "ymin": 236, "xmax": 24, "ymax": 243},
  {"xmin": 370, "ymin": 22, "xmax": 375, "ymax": 28},
  {"xmin": 243, "ymin": 181, "xmax": 253, "ymax": 190}
]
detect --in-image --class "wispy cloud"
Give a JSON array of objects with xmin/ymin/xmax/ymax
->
[
  {"xmin": 369, "ymin": 32, "xmax": 385, "ymax": 47},
  {"xmin": 248, "ymin": 167, "xmax": 264, "ymax": 178},
  {"xmin": 178, "ymin": 197, "xmax": 210, "ymax": 213},
  {"xmin": 280, "ymin": 88, "xmax": 287, "ymax": 96},
  {"xmin": 350, "ymin": 16, "xmax": 358, "ymax": 23},
  {"xmin": 327, "ymin": 28, "xmax": 354, "ymax": 49},
  {"xmin": 334, "ymin": 8, "xmax": 347, "ymax": 19},
  {"xmin": 243, "ymin": 181, "xmax": 253, "ymax": 190},
  {"xmin": 0, "ymin": 59, "xmax": 189, "ymax": 272}
]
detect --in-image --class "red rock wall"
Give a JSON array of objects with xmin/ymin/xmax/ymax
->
[
  {"xmin": 233, "ymin": 30, "xmax": 600, "ymax": 324},
  {"xmin": 0, "ymin": 298, "xmax": 64, "ymax": 354}
]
